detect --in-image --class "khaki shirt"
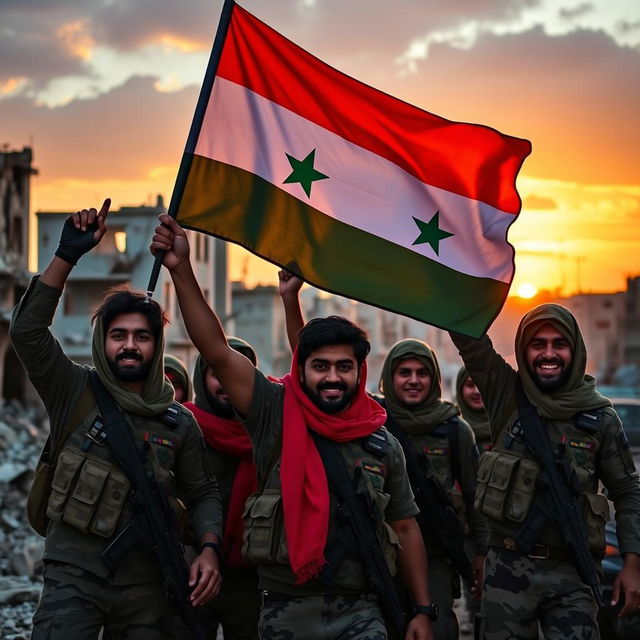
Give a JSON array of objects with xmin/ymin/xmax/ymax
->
[
  {"xmin": 403, "ymin": 418, "xmax": 489, "ymax": 555},
  {"xmin": 240, "ymin": 369, "xmax": 418, "ymax": 595},
  {"xmin": 10, "ymin": 276, "xmax": 223, "ymax": 584}
]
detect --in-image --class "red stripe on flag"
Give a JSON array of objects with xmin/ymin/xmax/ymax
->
[{"xmin": 217, "ymin": 4, "xmax": 531, "ymax": 214}]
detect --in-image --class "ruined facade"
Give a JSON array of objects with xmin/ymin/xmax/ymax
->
[{"xmin": 0, "ymin": 147, "xmax": 37, "ymax": 403}]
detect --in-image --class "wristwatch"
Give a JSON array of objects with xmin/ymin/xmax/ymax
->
[{"xmin": 413, "ymin": 602, "xmax": 439, "ymax": 621}]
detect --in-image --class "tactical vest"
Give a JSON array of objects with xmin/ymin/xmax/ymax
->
[
  {"xmin": 241, "ymin": 428, "xmax": 401, "ymax": 589},
  {"xmin": 42, "ymin": 387, "xmax": 192, "ymax": 580},
  {"xmin": 474, "ymin": 406, "xmax": 612, "ymax": 555}
]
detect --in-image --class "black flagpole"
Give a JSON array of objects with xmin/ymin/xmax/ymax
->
[{"xmin": 146, "ymin": 0, "xmax": 236, "ymax": 299}]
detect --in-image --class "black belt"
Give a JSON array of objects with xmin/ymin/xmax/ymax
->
[{"xmin": 489, "ymin": 534, "xmax": 573, "ymax": 561}]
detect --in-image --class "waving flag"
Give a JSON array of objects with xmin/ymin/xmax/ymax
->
[{"xmin": 169, "ymin": 0, "xmax": 531, "ymax": 337}]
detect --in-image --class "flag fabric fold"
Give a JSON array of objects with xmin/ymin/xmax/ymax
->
[{"xmin": 172, "ymin": 0, "xmax": 531, "ymax": 337}]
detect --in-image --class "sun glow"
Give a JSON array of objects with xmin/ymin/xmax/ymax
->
[{"xmin": 517, "ymin": 282, "xmax": 538, "ymax": 299}]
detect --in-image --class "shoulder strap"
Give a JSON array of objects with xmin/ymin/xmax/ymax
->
[
  {"xmin": 48, "ymin": 379, "xmax": 95, "ymax": 465},
  {"xmin": 447, "ymin": 417, "xmax": 461, "ymax": 484},
  {"xmin": 310, "ymin": 432, "xmax": 406, "ymax": 635}
]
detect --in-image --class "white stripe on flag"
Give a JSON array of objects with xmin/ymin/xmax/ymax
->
[{"xmin": 195, "ymin": 77, "xmax": 515, "ymax": 283}]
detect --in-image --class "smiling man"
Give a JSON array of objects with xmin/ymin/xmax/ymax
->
[
  {"xmin": 450, "ymin": 303, "xmax": 640, "ymax": 639},
  {"xmin": 151, "ymin": 214, "xmax": 435, "ymax": 640},
  {"xmin": 10, "ymin": 201, "xmax": 223, "ymax": 639},
  {"xmin": 377, "ymin": 340, "xmax": 488, "ymax": 640}
]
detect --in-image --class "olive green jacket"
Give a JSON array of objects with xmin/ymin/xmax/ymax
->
[
  {"xmin": 451, "ymin": 331, "xmax": 640, "ymax": 556},
  {"xmin": 10, "ymin": 277, "xmax": 223, "ymax": 584}
]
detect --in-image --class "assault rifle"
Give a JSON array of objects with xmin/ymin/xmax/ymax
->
[
  {"xmin": 311, "ymin": 432, "xmax": 407, "ymax": 637},
  {"xmin": 89, "ymin": 372, "xmax": 207, "ymax": 640},
  {"xmin": 385, "ymin": 417, "xmax": 475, "ymax": 588},
  {"xmin": 514, "ymin": 383, "xmax": 604, "ymax": 607}
]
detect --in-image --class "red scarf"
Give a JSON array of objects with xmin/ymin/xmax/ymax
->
[
  {"xmin": 280, "ymin": 350, "xmax": 386, "ymax": 584},
  {"xmin": 184, "ymin": 402, "xmax": 257, "ymax": 567}
]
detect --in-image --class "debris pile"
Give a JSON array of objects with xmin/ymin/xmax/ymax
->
[{"xmin": 0, "ymin": 400, "xmax": 47, "ymax": 640}]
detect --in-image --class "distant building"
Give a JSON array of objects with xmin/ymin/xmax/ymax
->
[
  {"xmin": 0, "ymin": 146, "xmax": 37, "ymax": 403},
  {"xmin": 624, "ymin": 276, "xmax": 640, "ymax": 382},
  {"xmin": 37, "ymin": 196, "xmax": 231, "ymax": 375},
  {"xmin": 231, "ymin": 282, "xmax": 290, "ymax": 377},
  {"xmin": 559, "ymin": 292, "xmax": 626, "ymax": 382}
]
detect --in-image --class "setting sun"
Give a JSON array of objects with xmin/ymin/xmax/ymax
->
[{"xmin": 517, "ymin": 282, "xmax": 538, "ymax": 299}]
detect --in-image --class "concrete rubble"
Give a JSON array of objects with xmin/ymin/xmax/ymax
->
[{"xmin": 0, "ymin": 399, "xmax": 47, "ymax": 640}]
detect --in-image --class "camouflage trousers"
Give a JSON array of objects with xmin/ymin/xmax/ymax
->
[
  {"xmin": 173, "ymin": 566, "xmax": 260, "ymax": 640},
  {"xmin": 479, "ymin": 547, "xmax": 600, "ymax": 640},
  {"xmin": 258, "ymin": 592, "xmax": 386, "ymax": 639},
  {"xmin": 31, "ymin": 560, "xmax": 172, "ymax": 639}
]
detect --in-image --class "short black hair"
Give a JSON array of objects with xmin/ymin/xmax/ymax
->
[
  {"xmin": 297, "ymin": 316, "xmax": 370, "ymax": 366},
  {"xmin": 92, "ymin": 284, "xmax": 169, "ymax": 341}
]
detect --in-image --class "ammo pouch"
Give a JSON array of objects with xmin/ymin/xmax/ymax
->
[
  {"xmin": 474, "ymin": 450, "xmax": 539, "ymax": 523},
  {"xmin": 581, "ymin": 492, "xmax": 610, "ymax": 557},
  {"xmin": 46, "ymin": 447, "xmax": 131, "ymax": 538},
  {"xmin": 241, "ymin": 489, "xmax": 288, "ymax": 565}
]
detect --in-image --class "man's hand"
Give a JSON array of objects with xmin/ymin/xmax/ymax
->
[
  {"xmin": 151, "ymin": 214, "xmax": 190, "ymax": 271},
  {"xmin": 405, "ymin": 614, "xmax": 433, "ymax": 640},
  {"xmin": 612, "ymin": 552, "xmax": 640, "ymax": 617},
  {"xmin": 189, "ymin": 547, "xmax": 222, "ymax": 606},
  {"xmin": 278, "ymin": 269, "xmax": 303, "ymax": 299},
  {"xmin": 55, "ymin": 198, "xmax": 110, "ymax": 265},
  {"xmin": 471, "ymin": 554, "xmax": 485, "ymax": 600}
]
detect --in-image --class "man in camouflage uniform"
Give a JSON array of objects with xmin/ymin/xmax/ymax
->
[
  {"xmin": 176, "ymin": 340, "xmax": 261, "ymax": 640},
  {"xmin": 451, "ymin": 303, "xmax": 640, "ymax": 639},
  {"xmin": 152, "ymin": 214, "xmax": 435, "ymax": 640},
  {"xmin": 10, "ymin": 200, "xmax": 223, "ymax": 639},
  {"xmin": 378, "ymin": 341, "xmax": 488, "ymax": 640}
]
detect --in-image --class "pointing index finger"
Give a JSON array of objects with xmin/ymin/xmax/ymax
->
[{"xmin": 98, "ymin": 198, "xmax": 111, "ymax": 220}]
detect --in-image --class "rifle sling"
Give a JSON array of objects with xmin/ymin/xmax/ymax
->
[
  {"xmin": 310, "ymin": 431, "xmax": 406, "ymax": 635},
  {"xmin": 87, "ymin": 371, "xmax": 206, "ymax": 639}
]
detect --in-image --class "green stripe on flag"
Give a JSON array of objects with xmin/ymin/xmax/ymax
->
[{"xmin": 176, "ymin": 154, "xmax": 510, "ymax": 337}]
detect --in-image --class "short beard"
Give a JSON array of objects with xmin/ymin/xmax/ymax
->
[
  {"xmin": 304, "ymin": 380, "xmax": 356, "ymax": 414},
  {"xmin": 529, "ymin": 359, "xmax": 571, "ymax": 392},
  {"xmin": 108, "ymin": 357, "xmax": 153, "ymax": 383},
  {"xmin": 206, "ymin": 391, "xmax": 235, "ymax": 419}
]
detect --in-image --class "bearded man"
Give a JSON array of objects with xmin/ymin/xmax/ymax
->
[
  {"xmin": 151, "ymin": 213, "xmax": 436, "ymax": 640},
  {"xmin": 11, "ymin": 200, "xmax": 223, "ymax": 639},
  {"xmin": 451, "ymin": 304, "xmax": 640, "ymax": 639}
]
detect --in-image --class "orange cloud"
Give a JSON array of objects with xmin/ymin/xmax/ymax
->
[
  {"xmin": 57, "ymin": 20, "xmax": 95, "ymax": 61},
  {"xmin": 0, "ymin": 77, "xmax": 27, "ymax": 95}
]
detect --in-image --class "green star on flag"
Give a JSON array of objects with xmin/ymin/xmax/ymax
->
[
  {"xmin": 283, "ymin": 149, "xmax": 329, "ymax": 197},
  {"xmin": 412, "ymin": 211, "xmax": 454, "ymax": 256}
]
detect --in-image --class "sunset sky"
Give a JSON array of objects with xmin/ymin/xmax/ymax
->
[{"xmin": 2, "ymin": 0, "xmax": 638, "ymax": 296}]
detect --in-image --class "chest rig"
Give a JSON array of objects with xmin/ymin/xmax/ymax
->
[
  {"xmin": 475, "ymin": 394, "xmax": 610, "ymax": 556},
  {"xmin": 241, "ymin": 427, "xmax": 400, "ymax": 584},
  {"xmin": 45, "ymin": 376, "xmax": 186, "ymax": 540}
]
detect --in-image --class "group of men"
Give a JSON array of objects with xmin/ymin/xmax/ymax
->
[{"xmin": 9, "ymin": 200, "xmax": 640, "ymax": 640}]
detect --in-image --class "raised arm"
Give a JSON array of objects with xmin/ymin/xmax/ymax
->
[
  {"xmin": 40, "ymin": 199, "xmax": 111, "ymax": 289},
  {"xmin": 277, "ymin": 269, "xmax": 305, "ymax": 352},
  {"xmin": 150, "ymin": 215, "xmax": 255, "ymax": 415}
]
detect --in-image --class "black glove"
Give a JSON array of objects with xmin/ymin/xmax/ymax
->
[{"xmin": 55, "ymin": 217, "xmax": 100, "ymax": 265}]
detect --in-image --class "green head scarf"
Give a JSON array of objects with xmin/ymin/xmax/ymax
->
[
  {"xmin": 380, "ymin": 339, "xmax": 458, "ymax": 435},
  {"xmin": 92, "ymin": 313, "xmax": 174, "ymax": 416},
  {"xmin": 455, "ymin": 366, "xmax": 491, "ymax": 443},
  {"xmin": 515, "ymin": 303, "xmax": 610, "ymax": 419},
  {"xmin": 164, "ymin": 354, "xmax": 193, "ymax": 403},
  {"xmin": 193, "ymin": 337, "xmax": 257, "ymax": 412}
]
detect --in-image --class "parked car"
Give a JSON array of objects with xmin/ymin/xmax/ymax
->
[
  {"xmin": 611, "ymin": 397, "xmax": 640, "ymax": 447},
  {"xmin": 597, "ymin": 519, "xmax": 640, "ymax": 639}
]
